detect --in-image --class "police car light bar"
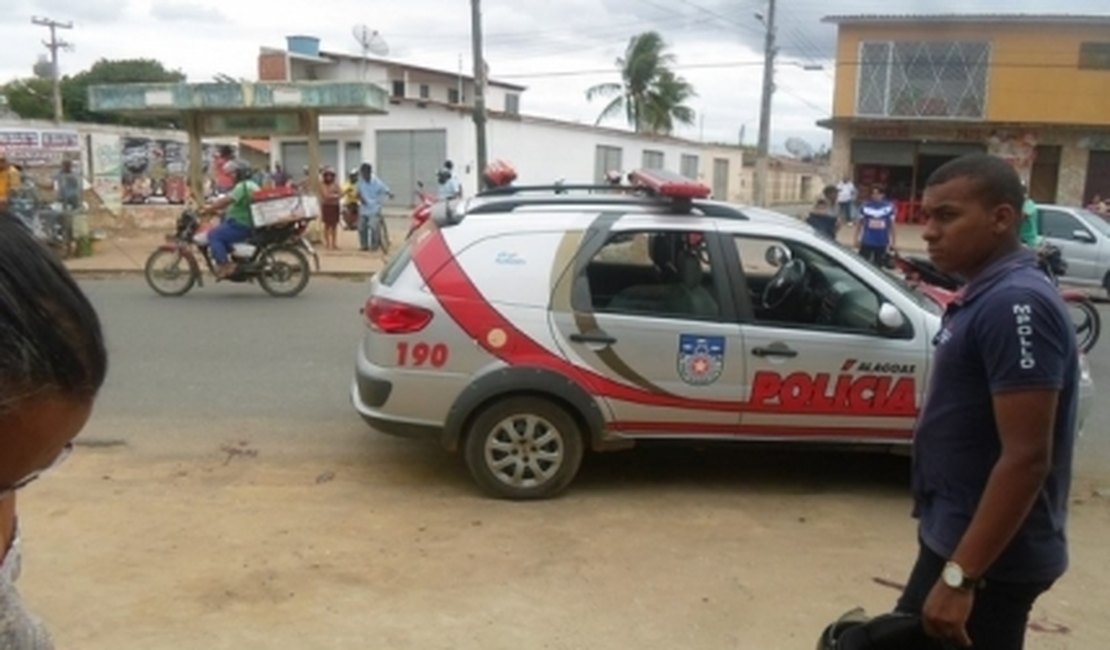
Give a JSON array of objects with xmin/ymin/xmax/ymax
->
[{"xmin": 628, "ymin": 168, "xmax": 712, "ymax": 200}]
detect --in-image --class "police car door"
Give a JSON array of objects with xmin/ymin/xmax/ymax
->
[
  {"xmin": 724, "ymin": 231, "xmax": 928, "ymax": 443},
  {"xmin": 548, "ymin": 214, "xmax": 746, "ymax": 437}
]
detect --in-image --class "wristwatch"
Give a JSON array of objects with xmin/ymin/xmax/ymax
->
[{"xmin": 942, "ymin": 561, "xmax": 982, "ymax": 592}]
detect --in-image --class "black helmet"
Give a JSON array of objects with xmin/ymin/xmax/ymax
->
[
  {"xmin": 225, "ymin": 158, "xmax": 252, "ymax": 182},
  {"xmin": 817, "ymin": 610, "xmax": 942, "ymax": 650}
]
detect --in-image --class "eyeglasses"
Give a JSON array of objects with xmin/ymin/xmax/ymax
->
[{"xmin": 0, "ymin": 442, "xmax": 74, "ymax": 499}]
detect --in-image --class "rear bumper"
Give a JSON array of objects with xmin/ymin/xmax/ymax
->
[{"xmin": 350, "ymin": 378, "xmax": 440, "ymax": 440}]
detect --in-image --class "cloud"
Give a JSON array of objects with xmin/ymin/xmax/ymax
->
[
  {"xmin": 150, "ymin": 2, "xmax": 227, "ymax": 24},
  {"xmin": 29, "ymin": 0, "xmax": 128, "ymax": 24}
]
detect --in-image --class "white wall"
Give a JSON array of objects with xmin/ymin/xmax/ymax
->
[{"xmin": 272, "ymin": 106, "xmax": 746, "ymax": 200}]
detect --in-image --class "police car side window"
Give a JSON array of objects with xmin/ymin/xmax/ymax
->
[
  {"xmin": 733, "ymin": 235, "xmax": 884, "ymax": 335},
  {"xmin": 584, "ymin": 230, "xmax": 720, "ymax": 320}
]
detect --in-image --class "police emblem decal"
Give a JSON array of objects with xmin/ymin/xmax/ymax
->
[{"xmin": 677, "ymin": 334, "xmax": 725, "ymax": 386}]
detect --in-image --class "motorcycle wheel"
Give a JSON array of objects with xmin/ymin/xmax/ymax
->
[
  {"xmin": 144, "ymin": 248, "xmax": 199, "ymax": 297},
  {"xmin": 258, "ymin": 245, "xmax": 310, "ymax": 298},
  {"xmin": 1067, "ymin": 297, "xmax": 1102, "ymax": 354}
]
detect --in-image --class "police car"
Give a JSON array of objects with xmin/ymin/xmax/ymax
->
[{"xmin": 352, "ymin": 169, "xmax": 1094, "ymax": 499}]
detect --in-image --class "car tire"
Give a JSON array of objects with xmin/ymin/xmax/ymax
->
[{"xmin": 463, "ymin": 397, "xmax": 584, "ymax": 500}]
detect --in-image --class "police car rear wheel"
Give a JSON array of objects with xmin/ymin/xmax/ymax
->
[{"xmin": 464, "ymin": 397, "xmax": 584, "ymax": 500}]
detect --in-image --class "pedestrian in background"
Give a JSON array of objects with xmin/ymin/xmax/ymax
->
[
  {"xmin": 836, "ymin": 174, "xmax": 858, "ymax": 223},
  {"xmin": 318, "ymin": 167, "xmax": 343, "ymax": 250},
  {"xmin": 0, "ymin": 148, "xmax": 22, "ymax": 213},
  {"xmin": 806, "ymin": 197, "xmax": 838, "ymax": 239},
  {"xmin": 53, "ymin": 159, "xmax": 82, "ymax": 211},
  {"xmin": 342, "ymin": 169, "xmax": 359, "ymax": 231},
  {"xmin": 893, "ymin": 153, "xmax": 1078, "ymax": 649},
  {"xmin": 1020, "ymin": 183, "xmax": 1040, "ymax": 247},
  {"xmin": 856, "ymin": 185, "xmax": 897, "ymax": 266},
  {"xmin": 356, "ymin": 163, "xmax": 393, "ymax": 252},
  {"xmin": 437, "ymin": 160, "xmax": 462, "ymax": 201},
  {"xmin": 0, "ymin": 216, "xmax": 109, "ymax": 649}
]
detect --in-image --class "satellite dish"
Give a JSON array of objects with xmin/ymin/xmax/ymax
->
[
  {"xmin": 32, "ymin": 55, "xmax": 52, "ymax": 80},
  {"xmin": 352, "ymin": 25, "xmax": 389, "ymax": 57},
  {"xmin": 785, "ymin": 137, "xmax": 815, "ymax": 160}
]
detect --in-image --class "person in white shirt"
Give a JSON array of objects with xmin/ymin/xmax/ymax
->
[{"xmin": 836, "ymin": 175, "xmax": 858, "ymax": 223}]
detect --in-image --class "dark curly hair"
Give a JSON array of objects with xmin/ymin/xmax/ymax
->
[{"xmin": 0, "ymin": 218, "xmax": 107, "ymax": 407}]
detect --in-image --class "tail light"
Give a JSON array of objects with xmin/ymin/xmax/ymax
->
[{"xmin": 363, "ymin": 296, "xmax": 433, "ymax": 333}]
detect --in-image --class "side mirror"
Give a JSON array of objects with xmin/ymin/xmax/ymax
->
[
  {"xmin": 765, "ymin": 244, "xmax": 791, "ymax": 267},
  {"xmin": 878, "ymin": 303, "xmax": 906, "ymax": 332},
  {"xmin": 1073, "ymin": 229, "xmax": 1096, "ymax": 243}
]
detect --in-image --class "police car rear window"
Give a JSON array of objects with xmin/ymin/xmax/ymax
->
[{"xmin": 378, "ymin": 244, "xmax": 412, "ymax": 287}]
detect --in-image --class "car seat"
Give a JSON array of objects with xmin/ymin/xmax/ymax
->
[{"xmin": 663, "ymin": 250, "xmax": 718, "ymax": 318}]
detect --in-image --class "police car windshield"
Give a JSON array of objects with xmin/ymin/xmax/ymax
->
[{"xmin": 827, "ymin": 240, "xmax": 944, "ymax": 316}]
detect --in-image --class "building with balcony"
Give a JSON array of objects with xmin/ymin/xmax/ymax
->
[
  {"xmin": 258, "ymin": 35, "xmax": 745, "ymax": 206},
  {"xmin": 820, "ymin": 14, "xmax": 1110, "ymax": 210}
]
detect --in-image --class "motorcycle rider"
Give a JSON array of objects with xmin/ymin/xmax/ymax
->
[{"xmin": 202, "ymin": 159, "xmax": 258, "ymax": 279}]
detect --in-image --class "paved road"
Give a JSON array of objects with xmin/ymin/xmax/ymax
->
[{"xmin": 79, "ymin": 277, "xmax": 1110, "ymax": 475}]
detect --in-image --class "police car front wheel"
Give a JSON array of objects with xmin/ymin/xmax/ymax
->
[{"xmin": 463, "ymin": 397, "xmax": 584, "ymax": 500}]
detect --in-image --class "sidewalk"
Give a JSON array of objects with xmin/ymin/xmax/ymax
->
[
  {"xmin": 63, "ymin": 212, "xmax": 929, "ymax": 276},
  {"xmin": 64, "ymin": 215, "xmax": 411, "ymax": 277}
]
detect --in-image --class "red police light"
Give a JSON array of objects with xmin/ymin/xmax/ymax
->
[{"xmin": 629, "ymin": 168, "xmax": 712, "ymax": 200}]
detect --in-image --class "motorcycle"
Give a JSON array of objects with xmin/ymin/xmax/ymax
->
[
  {"xmin": 892, "ymin": 247, "xmax": 1101, "ymax": 354},
  {"xmin": 8, "ymin": 183, "xmax": 72, "ymax": 258},
  {"xmin": 144, "ymin": 209, "xmax": 320, "ymax": 298}
]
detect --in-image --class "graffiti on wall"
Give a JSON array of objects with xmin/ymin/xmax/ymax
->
[{"xmin": 988, "ymin": 131, "xmax": 1038, "ymax": 177}]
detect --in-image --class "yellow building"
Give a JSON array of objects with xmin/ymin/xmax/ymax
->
[{"xmin": 821, "ymin": 14, "xmax": 1110, "ymax": 208}]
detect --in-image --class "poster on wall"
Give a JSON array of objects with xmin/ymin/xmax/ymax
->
[
  {"xmin": 90, "ymin": 132, "xmax": 123, "ymax": 212},
  {"xmin": 119, "ymin": 138, "xmax": 236, "ymax": 204},
  {"xmin": 120, "ymin": 137, "xmax": 196, "ymax": 204},
  {"xmin": 0, "ymin": 127, "xmax": 81, "ymax": 184}
]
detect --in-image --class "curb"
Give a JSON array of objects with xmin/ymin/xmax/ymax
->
[{"xmin": 67, "ymin": 268, "xmax": 376, "ymax": 280}]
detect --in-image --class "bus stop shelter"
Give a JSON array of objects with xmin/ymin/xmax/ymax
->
[{"xmin": 87, "ymin": 81, "xmax": 388, "ymax": 199}]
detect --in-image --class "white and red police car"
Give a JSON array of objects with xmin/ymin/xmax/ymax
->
[{"xmin": 352, "ymin": 170, "xmax": 1094, "ymax": 499}]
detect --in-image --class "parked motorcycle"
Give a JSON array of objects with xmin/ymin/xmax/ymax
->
[
  {"xmin": 892, "ymin": 248, "xmax": 1101, "ymax": 354},
  {"xmin": 144, "ymin": 209, "xmax": 320, "ymax": 298},
  {"xmin": 8, "ymin": 183, "xmax": 72, "ymax": 258}
]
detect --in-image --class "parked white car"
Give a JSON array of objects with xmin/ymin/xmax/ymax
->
[{"xmin": 1038, "ymin": 204, "xmax": 1110, "ymax": 294}]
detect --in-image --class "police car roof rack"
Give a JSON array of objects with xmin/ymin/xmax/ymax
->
[{"xmin": 474, "ymin": 168, "xmax": 717, "ymax": 215}]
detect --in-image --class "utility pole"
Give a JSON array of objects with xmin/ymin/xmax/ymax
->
[
  {"xmin": 470, "ymin": 0, "xmax": 488, "ymax": 190},
  {"xmin": 753, "ymin": 0, "xmax": 776, "ymax": 207},
  {"xmin": 32, "ymin": 16, "xmax": 73, "ymax": 124}
]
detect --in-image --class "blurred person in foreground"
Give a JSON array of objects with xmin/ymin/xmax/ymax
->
[{"xmin": 0, "ymin": 216, "xmax": 109, "ymax": 648}]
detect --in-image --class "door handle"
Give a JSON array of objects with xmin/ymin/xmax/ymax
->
[
  {"xmin": 569, "ymin": 331, "xmax": 617, "ymax": 345},
  {"xmin": 751, "ymin": 346, "xmax": 797, "ymax": 358}
]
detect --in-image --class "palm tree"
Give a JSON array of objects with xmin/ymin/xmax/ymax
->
[{"xmin": 586, "ymin": 32, "xmax": 697, "ymax": 135}]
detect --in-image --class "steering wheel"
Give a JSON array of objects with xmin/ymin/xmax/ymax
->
[{"xmin": 761, "ymin": 259, "xmax": 807, "ymax": 310}]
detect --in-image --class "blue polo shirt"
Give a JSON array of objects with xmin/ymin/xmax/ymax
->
[{"xmin": 912, "ymin": 249, "xmax": 1078, "ymax": 583}]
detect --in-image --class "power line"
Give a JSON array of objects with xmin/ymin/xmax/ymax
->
[{"xmin": 496, "ymin": 60, "xmax": 771, "ymax": 79}]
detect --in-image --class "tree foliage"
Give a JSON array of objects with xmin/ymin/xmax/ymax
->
[
  {"xmin": 586, "ymin": 32, "xmax": 697, "ymax": 135},
  {"xmin": 1, "ymin": 58, "xmax": 185, "ymax": 127}
]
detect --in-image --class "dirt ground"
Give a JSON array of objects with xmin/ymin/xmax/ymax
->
[{"xmin": 15, "ymin": 430, "xmax": 1110, "ymax": 650}]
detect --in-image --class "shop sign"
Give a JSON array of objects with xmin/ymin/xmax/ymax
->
[
  {"xmin": 1079, "ymin": 135, "xmax": 1110, "ymax": 151},
  {"xmin": 853, "ymin": 123, "xmax": 990, "ymax": 143},
  {"xmin": 201, "ymin": 112, "xmax": 303, "ymax": 137}
]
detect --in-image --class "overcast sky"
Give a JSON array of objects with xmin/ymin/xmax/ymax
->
[{"xmin": 3, "ymin": 0, "xmax": 1108, "ymax": 152}]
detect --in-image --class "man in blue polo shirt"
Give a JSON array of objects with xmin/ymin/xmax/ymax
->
[{"xmin": 894, "ymin": 154, "xmax": 1078, "ymax": 649}]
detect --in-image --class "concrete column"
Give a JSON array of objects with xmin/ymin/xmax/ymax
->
[
  {"xmin": 186, "ymin": 111, "xmax": 204, "ymax": 204},
  {"xmin": 305, "ymin": 109, "xmax": 321, "ymax": 195}
]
